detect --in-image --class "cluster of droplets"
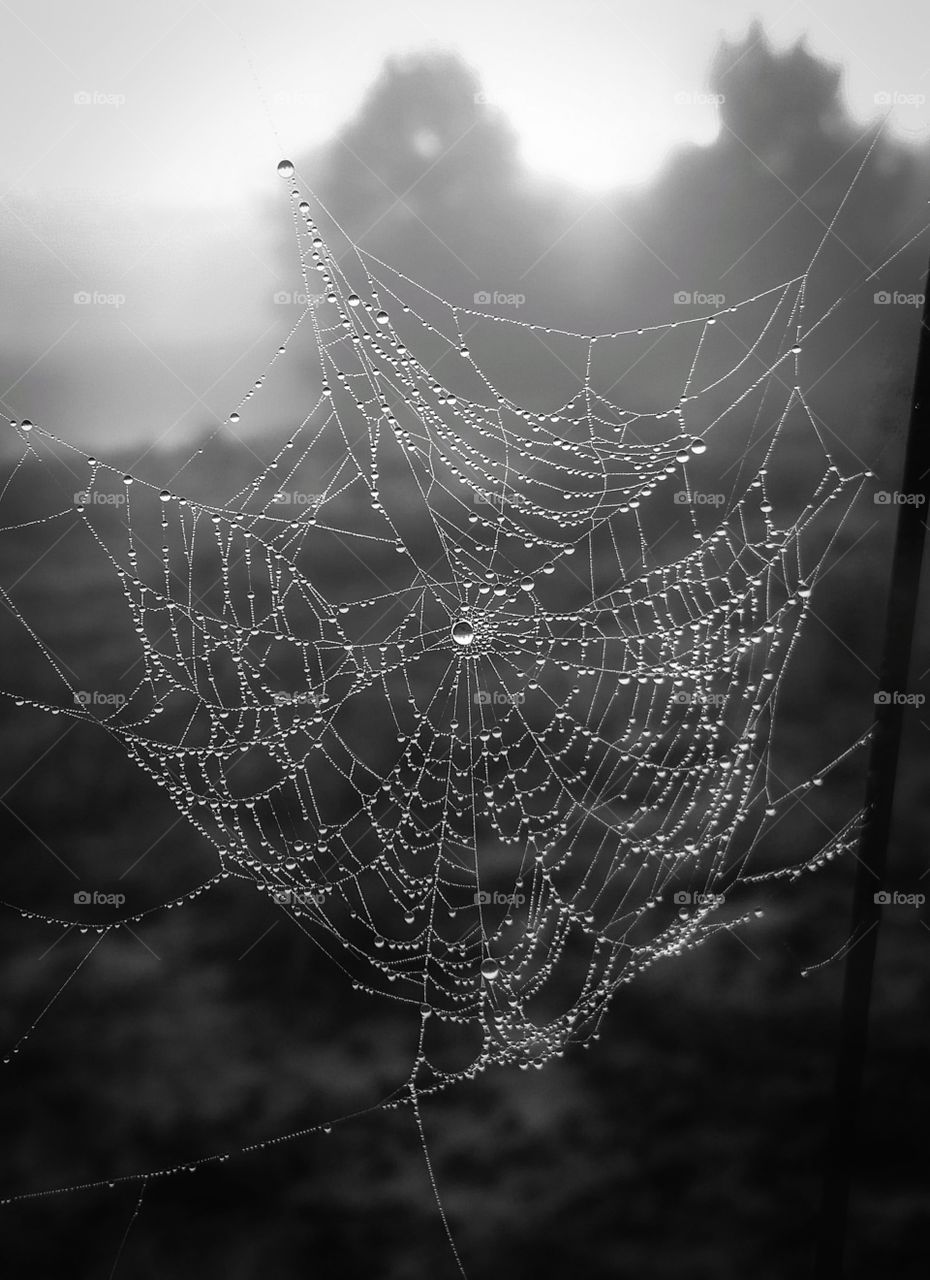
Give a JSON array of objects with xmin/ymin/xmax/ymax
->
[{"xmin": 0, "ymin": 160, "xmax": 875, "ymax": 1090}]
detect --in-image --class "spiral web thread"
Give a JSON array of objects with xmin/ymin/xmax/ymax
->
[{"xmin": 1, "ymin": 148, "xmax": 918, "ymax": 1219}]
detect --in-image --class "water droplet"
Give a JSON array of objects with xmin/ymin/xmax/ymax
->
[
  {"xmin": 520, "ymin": 576, "xmax": 534, "ymax": 592},
  {"xmin": 277, "ymin": 159, "xmax": 294, "ymax": 178},
  {"xmin": 375, "ymin": 310, "xmax": 390, "ymax": 326},
  {"xmin": 347, "ymin": 294, "xmax": 361, "ymax": 308},
  {"xmin": 451, "ymin": 620, "xmax": 474, "ymax": 647},
  {"xmin": 690, "ymin": 438, "xmax": 707, "ymax": 455},
  {"xmin": 480, "ymin": 957, "xmax": 499, "ymax": 980}
]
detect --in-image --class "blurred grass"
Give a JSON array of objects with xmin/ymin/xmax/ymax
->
[{"xmin": 0, "ymin": 426, "xmax": 927, "ymax": 1280}]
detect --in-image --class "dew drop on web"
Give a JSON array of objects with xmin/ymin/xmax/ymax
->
[{"xmin": 451, "ymin": 620, "xmax": 474, "ymax": 646}]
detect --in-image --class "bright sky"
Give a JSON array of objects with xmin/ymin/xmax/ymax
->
[{"xmin": 0, "ymin": 0, "xmax": 928, "ymax": 205}]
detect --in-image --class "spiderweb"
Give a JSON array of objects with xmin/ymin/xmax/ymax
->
[{"xmin": 0, "ymin": 141, "xmax": 916, "ymax": 1232}]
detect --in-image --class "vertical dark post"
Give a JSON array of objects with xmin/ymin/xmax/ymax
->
[{"xmin": 814, "ymin": 266, "xmax": 930, "ymax": 1278}]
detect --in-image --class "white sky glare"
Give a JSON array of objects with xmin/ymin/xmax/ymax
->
[{"xmin": 0, "ymin": 0, "xmax": 928, "ymax": 205}]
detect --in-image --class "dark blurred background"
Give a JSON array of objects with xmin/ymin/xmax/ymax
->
[{"xmin": 1, "ymin": 12, "xmax": 929, "ymax": 1280}]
